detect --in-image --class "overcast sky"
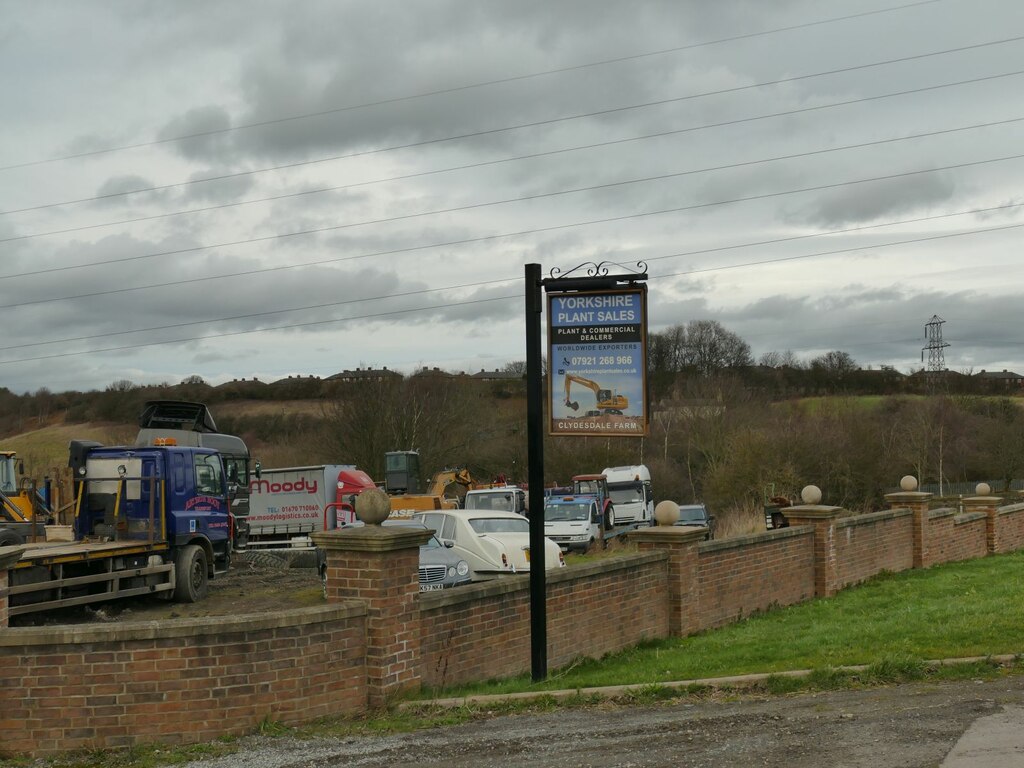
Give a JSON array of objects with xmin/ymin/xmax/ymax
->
[{"xmin": 1, "ymin": 0, "xmax": 1022, "ymax": 395}]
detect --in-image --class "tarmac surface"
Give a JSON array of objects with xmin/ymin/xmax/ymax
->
[{"xmin": 181, "ymin": 673, "xmax": 1024, "ymax": 768}]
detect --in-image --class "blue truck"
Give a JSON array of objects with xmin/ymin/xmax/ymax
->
[{"xmin": 4, "ymin": 440, "xmax": 235, "ymax": 618}]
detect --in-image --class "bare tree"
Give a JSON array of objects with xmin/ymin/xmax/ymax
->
[
  {"xmin": 811, "ymin": 350, "xmax": 858, "ymax": 376},
  {"xmin": 319, "ymin": 375, "xmax": 488, "ymax": 481},
  {"xmin": 682, "ymin": 320, "xmax": 753, "ymax": 376},
  {"xmin": 759, "ymin": 350, "xmax": 801, "ymax": 368}
]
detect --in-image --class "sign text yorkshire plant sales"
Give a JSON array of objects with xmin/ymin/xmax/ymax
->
[{"xmin": 547, "ymin": 287, "xmax": 648, "ymax": 437}]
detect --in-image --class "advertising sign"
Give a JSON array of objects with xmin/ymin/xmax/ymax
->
[{"xmin": 547, "ymin": 286, "xmax": 648, "ymax": 436}]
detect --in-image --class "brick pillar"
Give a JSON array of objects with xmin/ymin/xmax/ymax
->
[
  {"xmin": 310, "ymin": 526, "xmax": 432, "ymax": 707},
  {"xmin": 963, "ymin": 495, "xmax": 1001, "ymax": 554},
  {"xmin": 782, "ymin": 505, "xmax": 844, "ymax": 597},
  {"xmin": 0, "ymin": 547, "xmax": 25, "ymax": 628},
  {"xmin": 630, "ymin": 527, "xmax": 706, "ymax": 637},
  {"xmin": 885, "ymin": 491, "xmax": 933, "ymax": 568}
]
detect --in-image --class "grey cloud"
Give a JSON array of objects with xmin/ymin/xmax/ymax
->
[
  {"xmin": 157, "ymin": 106, "xmax": 234, "ymax": 162},
  {"xmin": 798, "ymin": 173, "xmax": 957, "ymax": 227},
  {"xmin": 95, "ymin": 174, "xmax": 158, "ymax": 198}
]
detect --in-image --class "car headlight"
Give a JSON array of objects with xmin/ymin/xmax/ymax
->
[{"xmin": 456, "ymin": 560, "xmax": 469, "ymax": 576}]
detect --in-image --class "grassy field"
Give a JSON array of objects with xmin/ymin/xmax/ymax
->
[
  {"xmin": 2, "ymin": 423, "xmax": 133, "ymax": 472},
  {"xmin": 433, "ymin": 549, "xmax": 1024, "ymax": 697}
]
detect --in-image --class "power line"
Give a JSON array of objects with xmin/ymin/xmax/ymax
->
[
  {"xmin": 1, "ymin": 277, "xmax": 514, "ymax": 350},
  {"xmin": 5, "ymin": 68, "xmax": 1022, "ymax": 246},
  {"xmin": 3, "ymin": 149, "xmax": 1021, "ymax": 292},
  {"xmin": 6, "ymin": 33, "xmax": 1021, "ymax": 217},
  {"xmin": 0, "ymin": 0, "xmax": 945, "ymax": 172},
  {"xmin": 0, "ymin": 296, "xmax": 521, "ymax": 365},
  {"xmin": 654, "ymin": 221, "xmax": 1024, "ymax": 278},
  {"xmin": 3, "ymin": 212, "xmax": 1020, "ymax": 364}
]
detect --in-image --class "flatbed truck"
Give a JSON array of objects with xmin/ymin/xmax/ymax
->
[{"xmin": 3, "ymin": 439, "xmax": 234, "ymax": 618}]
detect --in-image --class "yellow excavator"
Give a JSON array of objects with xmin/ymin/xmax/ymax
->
[
  {"xmin": 564, "ymin": 374, "xmax": 628, "ymax": 414},
  {"xmin": 1, "ymin": 451, "xmax": 52, "ymax": 546}
]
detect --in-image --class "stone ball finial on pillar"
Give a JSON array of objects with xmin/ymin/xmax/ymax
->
[
  {"xmin": 975, "ymin": 482, "xmax": 992, "ymax": 497},
  {"xmin": 355, "ymin": 487, "xmax": 392, "ymax": 525},
  {"xmin": 653, "ymin": 500, "xmax": 680, "ymax": 526},
  {"xmin": 801, "ymin": 485, "xmax": 822, "ymax": 505},
  {"xmin": 900, "ymin": 475, "xmax": 918, "ymax": 492}
]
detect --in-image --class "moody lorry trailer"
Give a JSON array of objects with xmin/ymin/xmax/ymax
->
[
  {"xmin": 4, "ymin": 440, "xmax": 234, "ymax": 618},
  {"xmin": 247, "ymin": 464, "xmax": 377, "ymax": 548},
  {"xmin": 602, "ymin": 465, "xmax": 654, "ymax": 526}
]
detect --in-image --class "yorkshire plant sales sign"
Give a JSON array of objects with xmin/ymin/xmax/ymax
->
[{"xmin": 547, "ymin": 287, "xmax": 648, "ymax": 436}]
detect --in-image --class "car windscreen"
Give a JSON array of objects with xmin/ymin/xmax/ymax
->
[
  {"xmin": 544, "ymin": 502, "xmax": 591, "ymax": 522},
  {"xmin": 608, "ymin": 486, "xmax": 642, "ymax": 504},
  {"xmin": 384, "ymin": 519, "xmax": 440, "ymax": 547},
  {"xmin": 465, "ymin": 492, "xmax": 516, "ymax": 512},
  {"xmin": 468, "ymin": 517, "xmax": 530, "ymax": 534},
  {"xmin": 677, "ymin": 506, "xmax": 708, "ymax": 524}
]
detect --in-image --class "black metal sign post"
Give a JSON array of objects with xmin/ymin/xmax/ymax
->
[
  {"xmin": 524, "ymin": 263, "xmax": 547, "ymax": 681},
  {"xmin": 525, "ymin": 261, "xmax": 649, "ymax": 682}
]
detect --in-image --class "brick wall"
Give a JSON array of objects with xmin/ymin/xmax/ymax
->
[
  {"xmin": 0, "ymin": 605, "xmax": 368, "ymax": 756},
  {"xmin": 9, "ymin": 493, "xmax": 1024, "ymax": 759},
  {"xmin": 418, "ymin": 552, "xmax": 669, "ymax": 688},
  {"xmin": 924, "ymin": 508, "xmax": 987, "ymax": 566},
  {"xmin": 834, "ymin": 509, "xmax": 913, "ymax": 589},
  {"xmin": 697, "ymin": 527, "xmax": 814, "ymax": 629},
  {"xmin": 992, "ymin": 503, "xmax": 1024, "ymax": 553}
]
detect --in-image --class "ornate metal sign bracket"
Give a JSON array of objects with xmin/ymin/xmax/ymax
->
[{"xmin": 544, "ymin": 260, "xmax": 648, "ymax": 292}]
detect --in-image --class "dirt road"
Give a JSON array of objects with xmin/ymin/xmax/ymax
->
[{"xmin": 182, "ymin": 675, "xmax": 1024, "ymax": 768}]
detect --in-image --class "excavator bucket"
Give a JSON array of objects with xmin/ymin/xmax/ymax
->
[{"xmin": 566, "ymin": 399, "xmax": 579, "ymax": 411}]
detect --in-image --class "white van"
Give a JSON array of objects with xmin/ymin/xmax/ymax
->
[{"xmin": 601, "ymin": 465, "xmax": 653, "ymax": 525}]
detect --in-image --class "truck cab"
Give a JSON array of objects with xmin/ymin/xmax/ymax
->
[
  {"xmin": 135, "ymin": 400, "xmax": 254, "ymax": 547},
  {"xmin": 71, "ymin": 441, "xmax": 231, "ymax": 545},
  {"xmin": 463, "ymin": 487, "xmax": 527, "ymax": 516},
  {"xmin": 543, "ymin": 495, "xmax": 602, "ymax": 553},
  {"xmin": 571, "ymin": 474, "xmax": 615, "ymax": 528},
  {"xmin": 601, "ymin": 465, "xmax": 654, "ymax": 526}
]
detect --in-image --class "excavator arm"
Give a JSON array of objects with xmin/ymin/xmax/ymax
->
[{"xmin": 425, "ymin": 467, "xmax": 475, "ymax": 497}]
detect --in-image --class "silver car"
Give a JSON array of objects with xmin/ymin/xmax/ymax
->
[{"xmin": 316, "ymin": 519, "xmax": 471, "ymax": 593}]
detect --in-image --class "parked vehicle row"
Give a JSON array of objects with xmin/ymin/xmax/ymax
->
[
  {"xmin": 316, "ymin": 518, "xmax": 472, "ymax": 594},
  {"xmin": 5, "ymin": 409, "xmax": 720, "ymax": 617}
]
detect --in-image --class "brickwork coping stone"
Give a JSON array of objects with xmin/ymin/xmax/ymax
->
[
  {"xmin": 311, "ymin": 525, "xmax": 433, "ymax": 553},
  {"xmin": 885, "ymin": 491, "xmax": 933, "ymax": 568},
  {"xmin": 955, "ymin": 511, "xmax": 988, "ymax": 526},
  {"xmin": 0, "ymin": 545, "xmax": 25, "ymax": 629},
  {"xmin": 629, "ymin": 526, "xmax": 707, "ymax": 637},
  {"xmin": 0, "ymin": 604, "xmax": 365, "ymax": 647},
  {"xmin": 310, "ymin": 525, "xmax": 433, "ymax": 707},
  {"xmin": 781, "ymin": 505, "xmax": 844, "ymax": 597}
]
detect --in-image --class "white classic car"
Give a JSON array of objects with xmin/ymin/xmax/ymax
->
[{"xmin": 414, "ymin": 509, "xmax": 565, "ymax": 578}]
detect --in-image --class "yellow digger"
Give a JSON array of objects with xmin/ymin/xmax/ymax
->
[
  {"xmin": 563, "ymin": 374, "xmax": 628, "ymax": 414},
  {"xmin": 0, "ymin": 451, "xmax": 51, "ymax": 546}
]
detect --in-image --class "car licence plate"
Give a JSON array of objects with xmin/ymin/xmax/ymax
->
[{"xmin": 419, "ymin": 584, "xmax": 444, "ymax": 592}]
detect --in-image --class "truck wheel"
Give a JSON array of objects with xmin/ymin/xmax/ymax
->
[
  {"xmin": 0, "ymin": 528, "xmax": 25, "ymax": 547},
  {"xmin": 174, "ymin": 545, "xmax": 209, "ymax": 603}
]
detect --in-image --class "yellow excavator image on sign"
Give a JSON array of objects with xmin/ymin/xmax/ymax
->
[{"xmin": 563, "ymin": 374, "xmax": 628, "ymax": 414}]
